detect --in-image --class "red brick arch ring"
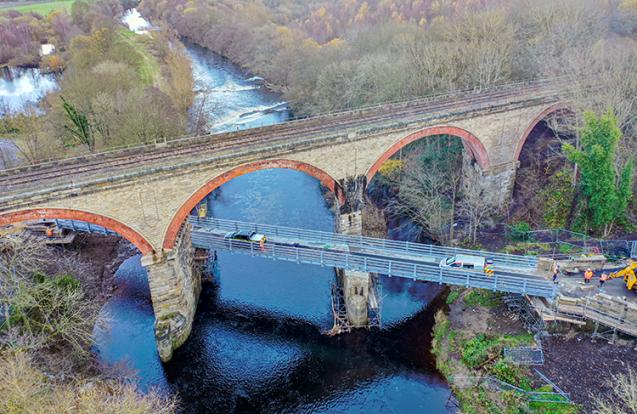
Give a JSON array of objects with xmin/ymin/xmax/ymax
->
[
  {"xmin": 162, "ymin": 159, "xmax": 346, "ymax": 251},
  {"xmin": 514, "ymin": 102, "xmax": 571, "ymax": 162},
  {"xmin": 0, "ymin": 208, "xmax": 155, "ymax": 255},
  {"xmin": 365, "ymin": 125, "xmax": 490, "ymax": 184}
]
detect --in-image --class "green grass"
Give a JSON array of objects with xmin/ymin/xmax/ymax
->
[
  {"xmin": 463, "ymin": 289, "xmax": 502, "ymax": 308},
  {"xmin": 446, "ymin": 290, "xmax": 460, "ymax": 304},
  {"xmin": 2, "ymin": 0, "xmax": 77, "ymax": 15},
  {"xmin": 529, "ymin": 386, "xmax": 580, "ymax": 413},
  {"xmin": 117, "ymin": 28, "xmax": 160, "ymax": 85}
]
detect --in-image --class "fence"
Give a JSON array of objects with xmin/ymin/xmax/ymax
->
[
  {"xmin": 189, "ymin": 217, "xmax": 539, "ymax": 270},
  {"xmin": 190, "ymin": 228, "xmax": 557, "ymax": 298},
  {"xmin": 449, "ymin": 374, "xmax": 571, "ymax": 404},
  {"xmin": 506, "ymin": 226, "xmax": 637, "ymax": 259}
]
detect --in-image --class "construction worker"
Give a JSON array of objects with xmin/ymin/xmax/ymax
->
[
  {"xmin": 599, "ymin": 272, "xmax": 609, "ymax": 288},
  {"xmin": 584, "ymin": 268, "xmax": 593, "ymax": 284},
  {"xmin": 552, "ymin": 264, "xmax": 560, "ymax": 284},
  {"xmin": 45, "ymin": 227, "xmax": 54, "ymax": 238}
]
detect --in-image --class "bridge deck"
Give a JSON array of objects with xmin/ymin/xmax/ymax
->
[
  {"xmin": 49, "ymin": 216, "xmax": 556, "ymax": 297},
  {"xmin": 188, "ymin": 217, "xmax": 556, "ymax": 298}
]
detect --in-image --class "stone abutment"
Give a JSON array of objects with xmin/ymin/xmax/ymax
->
[{"xmin": 143, "ymin": 224, "xmax": 201, "ymax": 362}]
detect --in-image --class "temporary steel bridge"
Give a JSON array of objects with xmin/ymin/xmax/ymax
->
[
  {"xmin": 187, "ymin": 217, "xmax": 557, "ymax": 298},
  {"xmin": 51, "ymin": 216, "xmax": 557, "ymax": 297}
]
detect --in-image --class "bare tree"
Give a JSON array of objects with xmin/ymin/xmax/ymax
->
[
  {"xmin": 387, "ymin": 144, "xmax": 462, "ymax": 243},
  {"xmin": 458, "ymin": 167, "xmax": 503, "ymax": 244}
]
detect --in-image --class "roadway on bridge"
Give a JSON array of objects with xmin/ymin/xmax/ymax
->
[{"xmin": 189, "ymin": 218, "xmax": 556, "ymax": 298}]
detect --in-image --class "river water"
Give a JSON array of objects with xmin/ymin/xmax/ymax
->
[
  {"xmin": 0, "ymin": 66, "xmax": 59, "ymax": 168},
  {"xmin": 0, "ymin": 66, "xmax": 57, "ymax": 115},
  {"xmin": 96, "ymin": 11, "xmax": 454, "ymax": 413}
]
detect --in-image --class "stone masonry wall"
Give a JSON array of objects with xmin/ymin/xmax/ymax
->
[
  {"xmin": 10, "ymin": 102, "xmax": 556, "ymax": 253},
  {"xmin": 145, "ymin": 224, "xmax": 201, "ymax": 362}
]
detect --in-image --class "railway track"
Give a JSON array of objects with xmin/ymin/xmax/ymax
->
[{"xmin": 0, "ymin": 79, "xmax": 566, "ymax": 198}]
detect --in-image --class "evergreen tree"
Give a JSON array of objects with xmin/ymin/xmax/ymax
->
[
  {"xmin": 563, "ymin": 110, "xmax": 634, "ymax": 236},
  {"xmin": 61, "ymin": 96, "xmax": 94, "ymax": 152}
]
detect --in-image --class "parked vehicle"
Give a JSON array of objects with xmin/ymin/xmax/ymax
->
[
  {"xmin": 224, "ymin": 230, "xmax": 266, "ymax": 244},
  {"xmin": 440, "ymin": 254, "xmax": 486, "ymax": 271}
]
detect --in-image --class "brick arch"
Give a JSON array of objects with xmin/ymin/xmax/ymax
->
[
  {"xmin": 514, "ymin": 102, "xmax": 571, "ymax": 162},
  {"xmin": 365, "ymin": 125, "xmax": 490, "ymax": 184},
  {"xmin": 0, "ymin": 208, "xmax": 155, "ymax": 255},
  {"xmin": 163, "ymin": 159, "xmax": 346, "ymax": 250}
]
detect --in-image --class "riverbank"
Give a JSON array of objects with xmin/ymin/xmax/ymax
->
[
  {"xmin": 61, "ymin": 233, "xmax": 137, "ymax": 303},
  {"xmin": 432, "ymin": 287, "xmax": 637, "ymax": 413},
  {"xmin": 432, "ymin": 288, "xmax": 578, "ymax": 413}
]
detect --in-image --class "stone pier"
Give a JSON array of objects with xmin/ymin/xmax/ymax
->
[
  {"xmin": 462, "ymin": 153, "xmax": 518, "ymax": 208},
  {"xmin": 334, "ymin": 209, "xmax": 381, "ymax": 329},
  {"xmin": 341, "ymin": 270, "xmax": 371, "ymax": 327},
  {"xmin": 142, "ymin": 224, "xmax": 201, "ymax": 362},
  {"xmin": 338, "ymin": 210, "xmax": 362, "ymax": 236}
]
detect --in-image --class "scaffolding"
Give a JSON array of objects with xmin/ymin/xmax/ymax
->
[
  {"xmin": 503, "ymin": 294, "xmax": 546, "ymax": 365},
  {"xmin": 329, "ymin": 283, "xmax": 352, "ymax": 335},
  {"xmin": 328, "ymin": 273, "xmax": 382, "ymax": 335}
]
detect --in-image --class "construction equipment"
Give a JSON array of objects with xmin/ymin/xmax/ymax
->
[{"xmin": 609, "ymin": 261, "xmax": 637, "ymax": 291}]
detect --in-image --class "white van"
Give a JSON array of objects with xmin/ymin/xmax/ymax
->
[{"xmin": 439, "ymin": 254, "xmax": 485, "ymax": 271}]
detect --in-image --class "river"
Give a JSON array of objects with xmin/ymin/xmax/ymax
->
[
  {"xmin": 0, "ymin": 66, "xmax": 58, "ymax": 168},
  {"xmin": 0, "ymin": 66, "xmax": 57, "ymax": 115},
  {"xmin": 100, "ymin": 11, "xmax": 455, "ymax": 413}
]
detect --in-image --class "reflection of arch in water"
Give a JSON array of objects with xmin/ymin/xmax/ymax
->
[
  {"xmin": 163, "ymin": 159, "xmax": 346, "ymax": 250},
  {"xmin": 0, "ymin": 208, "xmax": 155, "ymax": 255}
]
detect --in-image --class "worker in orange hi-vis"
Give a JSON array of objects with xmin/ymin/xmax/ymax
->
[
  {"xmin": 599, "ymin": 272, "xmax": 609, "ymax": 288},
  {"xmin": 584, "ymin": 268, "xmax": 594, "ymax": 284}
]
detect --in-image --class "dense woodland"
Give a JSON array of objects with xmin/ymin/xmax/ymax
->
[{"xmin": 137, "ymin": 0, "xmax": 637, "ymax": 237}]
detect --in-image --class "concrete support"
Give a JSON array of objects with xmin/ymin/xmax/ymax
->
[
  {"xmin": 335, "ymin": 209, "xmax": 379, "ymax": 329},
  {"xmin": 338, "ymin": 211, "xmax": 362, "ymax": 236},
  {"xmin": 338, "ymin": 269, "xmax": 371, "ymax": 327},
  {"xmin": 143, "ymin": 224, "xmax": 201, "ymax": 362}
]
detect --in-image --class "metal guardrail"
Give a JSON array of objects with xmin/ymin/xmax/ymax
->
[
  {"xmin": 52, "ymin": 216, "xmax": 554, "ymax": 297},
  {"xmin": 188, "ymin": 217, "xmax": 539, "ymax": 270},
  {"xmin": 632, "ymin": 241, "xmax": 637, "ymax": 259},
  {"xmin": 190, "ymin": 230, "xmax": 557, "ymax": 298}
]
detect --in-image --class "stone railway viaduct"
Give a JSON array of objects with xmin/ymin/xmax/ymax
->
[{"xmin": 0, "ymin": 80, "xmax": 570, "ymax": 360}]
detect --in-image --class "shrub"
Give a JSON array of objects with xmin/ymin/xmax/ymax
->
[
  {"xmin": 509, "ymin": 221, "xmax": 531, "ymax": 242},
  {"xmin": 461, "ymin": 334, "xmax": 499, "ymax": 368},
  {"xmin": 0, "ymin": 351, "xmax": 177, "ymax": 414},
  {"xmin": 446, "ymin": 290, "xmax": 460, "ymax": 304},
  {"xmin": 539, "ymin": 169, "xmax": 577, "ymax": 229},
  {"xmin": 490, "ymin": 358, "xmax": 530, "ymax": 389},
  {"xmin": 463, "ymin": 289, "xmax": 501, "ymax": 308}
]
